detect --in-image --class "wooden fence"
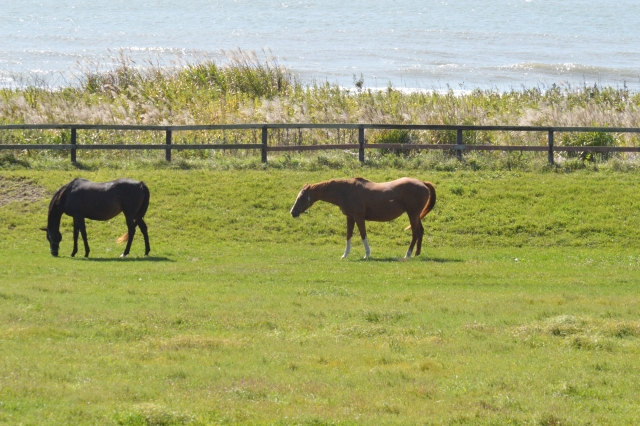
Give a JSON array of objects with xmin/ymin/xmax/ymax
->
[{"xmin": 2, "ymin": 123, "xmax": 640, "ymax": 165}]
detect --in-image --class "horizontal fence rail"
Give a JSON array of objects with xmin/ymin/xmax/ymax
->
[{"xmin": 2, "ymin": 123, "xmax": 640, "ymax": 164}]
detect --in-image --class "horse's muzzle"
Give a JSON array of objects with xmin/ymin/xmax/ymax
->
[{"xmin": 291, "ymin": 210, "xmax": 300, "ymax": 218}]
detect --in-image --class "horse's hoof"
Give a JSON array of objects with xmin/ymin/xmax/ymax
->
[{"xmin": 120, "ymin": 254, "xmax": 127, "ymax": 258}]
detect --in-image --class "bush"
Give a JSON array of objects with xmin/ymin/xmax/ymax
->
[
  {"xmin": 371, "ymin": 129, "xmax": 413, "ymax": 156},
  {"xmin": 561, "ymin": 132, "xmax": 617, "ymax": 162},
  {"xmin": 0, "ymin": 153, "xmax": 30, "ymax": 168}
]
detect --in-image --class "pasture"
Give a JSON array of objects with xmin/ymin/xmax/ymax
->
[{"xmin": 1, "ymin": 167, "xmax": 640, "ymax": 425}]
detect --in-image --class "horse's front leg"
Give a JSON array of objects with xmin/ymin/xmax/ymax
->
[
  {"xmin": 71, "ymin": 218, "xmax": 80, "ymax": 257},
  {"xmin": 77, "ymin": 217, "xmax": 90, "ymax": 257},
  {"xmin": 341, "ymin": 216, "xmax": 355, "ymax": 259},
  {"xmin": 354, "ymin": 216, "xmax": 370, "ymax": 259}
]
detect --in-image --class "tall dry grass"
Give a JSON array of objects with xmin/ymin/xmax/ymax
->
[{"xmin": 1, "ymin": 50, "xmax": 640, "ymax": 164}]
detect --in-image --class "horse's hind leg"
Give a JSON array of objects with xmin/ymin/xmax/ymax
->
[
  {"xmin": 415, "ymin": 222, "xmax": 425, "ymax": 256},
  {"xmin": 405, "ymin": 232, "xmax": 417, "ymax": 258},
  {"xmin": 342, "ymin": 216, "xmax": 355, "ymax": 259},
  {"xmin": 137, "ymin": 218, "xmax": 150, "ymax": 256},
  {"xmin": 78, "ymin": 217, "xmax": 90, "ymax": 257},
  {"xmin": 121, "ymin": 217, "xmax": 137, "ymax": 258},
  {"xmin": 405, "ymin": 215, "xmax": 421, "ymax": 258}
]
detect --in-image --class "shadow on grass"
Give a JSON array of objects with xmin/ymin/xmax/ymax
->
[
  {"xmin": 420, "ymin": 256, "xmax": 464, "ymax": 263},
  {"xmin": 79, "ymin": 256, "xmax": 174, "ymax": 262},
  {"xmin": 72, "ymin": 161, "xmax": 99, "ymax": 171},
  {"xmin": 361, "ymin": 256, "xmax": 463, "ymax": 263}
]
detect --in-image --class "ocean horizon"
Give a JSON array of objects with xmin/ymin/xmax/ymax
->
[{"xmin": 2, "ymin": 0, "xmax": 639, "ymax": 91}]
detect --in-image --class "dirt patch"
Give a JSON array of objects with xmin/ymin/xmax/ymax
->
[{"xmin": 0, "ymin": 176, "xmax": 48, "ymax": 207}]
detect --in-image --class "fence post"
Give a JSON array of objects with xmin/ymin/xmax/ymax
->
[
  {"xmin": 456, "ymin": 128, "xmax": 463, "ymax": 160},
  {"xmin": 548, "ymin": 130, "xmax": 554, "ymax": 165},
  {"xmin": 262, "ymin": 126, "xmax": 268, "ymax": 163},
  {"xmin": 165, "ymin": 130, "xmax": 172, "ymax": 162},
  {"xmin": 358, "ymin": 126, "xmax": 365, "ymax": 163},
  {"xmin": 70, "ymin": 128, "xmax": 77, "ymax": 163}
]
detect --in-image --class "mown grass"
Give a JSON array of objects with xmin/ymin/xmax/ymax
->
[{"xmin": 1, "ymin": 167, "xmax": 640, "ymax": 425}]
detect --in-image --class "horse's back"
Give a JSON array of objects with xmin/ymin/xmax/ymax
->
[
  {"xmin": 64, "ymin": 178, "xmax": 146, "ymax": 220},
  {"xmin": 348, "ymin": 177, "xmax": 427, "ymax": 221},
  {"xmin": 360, "ymin": 177, "xmax": 427, "ymax": 196},
  {"xmin": 388, "ymin": 177, "xmax": 426, "ymax": 188}
]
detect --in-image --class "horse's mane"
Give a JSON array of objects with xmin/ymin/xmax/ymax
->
[
  {"xmin": 312, "ymin": 180, "xmax": 333, "ymax": 190},
  {"xmin": 312, "ymin": 177, "xmax": 370, "ymax": 193},
  {"xmin": 48, "ymin": 182, "xmax": 70, "ymax": 214}
]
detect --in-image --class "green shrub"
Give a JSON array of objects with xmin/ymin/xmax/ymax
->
[
  {"xmin": 0, "ymin": 153, "xmax": 30, "ymax": 168},
  {"xmin": 561, "ymin": 132, "xmax": 617, "ymax": 162},
  {"xmin": 370, "ymin": 129, "xmax": 413, "ymax": 156}
]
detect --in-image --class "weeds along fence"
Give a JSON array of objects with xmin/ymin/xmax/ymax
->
[{"xmin": 2, "ymin": 123, "xmax": 640, "ymax": 164}]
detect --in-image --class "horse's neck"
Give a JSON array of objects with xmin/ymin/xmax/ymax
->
[
  {"xmin": 47, "ymin": 198, "xmax": 64, "ymax": 229},
  {"xmin": 312, "ymin": 181, "xmax": 348, "ymax": 206},
  {"xmin": 47, "ymin": 183, "xmax": 71, "ymax": 231},
  {"xmin": 47, "ymin": 204, "xmax": 64, "ymax": 231}
]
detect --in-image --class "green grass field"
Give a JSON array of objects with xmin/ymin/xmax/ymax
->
[{"xmin": 1, "ymin": 166, "xmax": 640, "ymax": 425}]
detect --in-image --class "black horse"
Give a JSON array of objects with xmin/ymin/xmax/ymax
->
[{"xmin": 42, "ymin": 178, "xmax": 151, "ymax": 258}]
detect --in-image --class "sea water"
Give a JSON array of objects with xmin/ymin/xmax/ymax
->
[{"xmin": 1, "ymin": 0, "xmax": 639, "ymax": 91}]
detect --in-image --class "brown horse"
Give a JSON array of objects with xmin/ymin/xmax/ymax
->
[
  {"xmin": 290, "ymin": 177, "xmax": 436, "ymax": 259},
  {"xmin": 42, "ymin": 178, "xmax": 150, "ymax": 258}
]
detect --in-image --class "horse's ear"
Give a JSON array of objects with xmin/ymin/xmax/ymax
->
[{"xmin": 40, "ymin": 227, "xmax": 48, "ymax": 232}]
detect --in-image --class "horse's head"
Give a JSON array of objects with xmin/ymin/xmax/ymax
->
[
  {"xmin": 290, "ymin": 184, "xmax": 313, "ymax": 218},
  {"xmin": 41, "ymin": 227, "xmax": 61, "ymax": 257}
]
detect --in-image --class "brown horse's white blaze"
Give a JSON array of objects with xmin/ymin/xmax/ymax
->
[{"xmin": 290, "ymin": 177, "xmax": 436, "ymax": 259}]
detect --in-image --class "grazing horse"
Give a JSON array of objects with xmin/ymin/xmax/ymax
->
[
  {"xmin": 42, "ymin": 178, "xmax": 151, "ymax": 258},
  {"xmin": 290, "ymin": 177, "xmax": 436, "ymax": 259}
]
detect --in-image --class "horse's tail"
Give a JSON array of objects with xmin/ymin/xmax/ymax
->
[
  {"xmin": 136, "ymin": 182, "xmax": 150, "ymax": 221},
  {"xmin": 420, "ymin": 181, "xmax": 436, "ymax": 219},
  {"xmin": 117, "ymin": 182, "xmax": 150, "ymax": 244},
  {"xmin": 405, "ymin": 181, "xmax": 436, "ymax": 230}
]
